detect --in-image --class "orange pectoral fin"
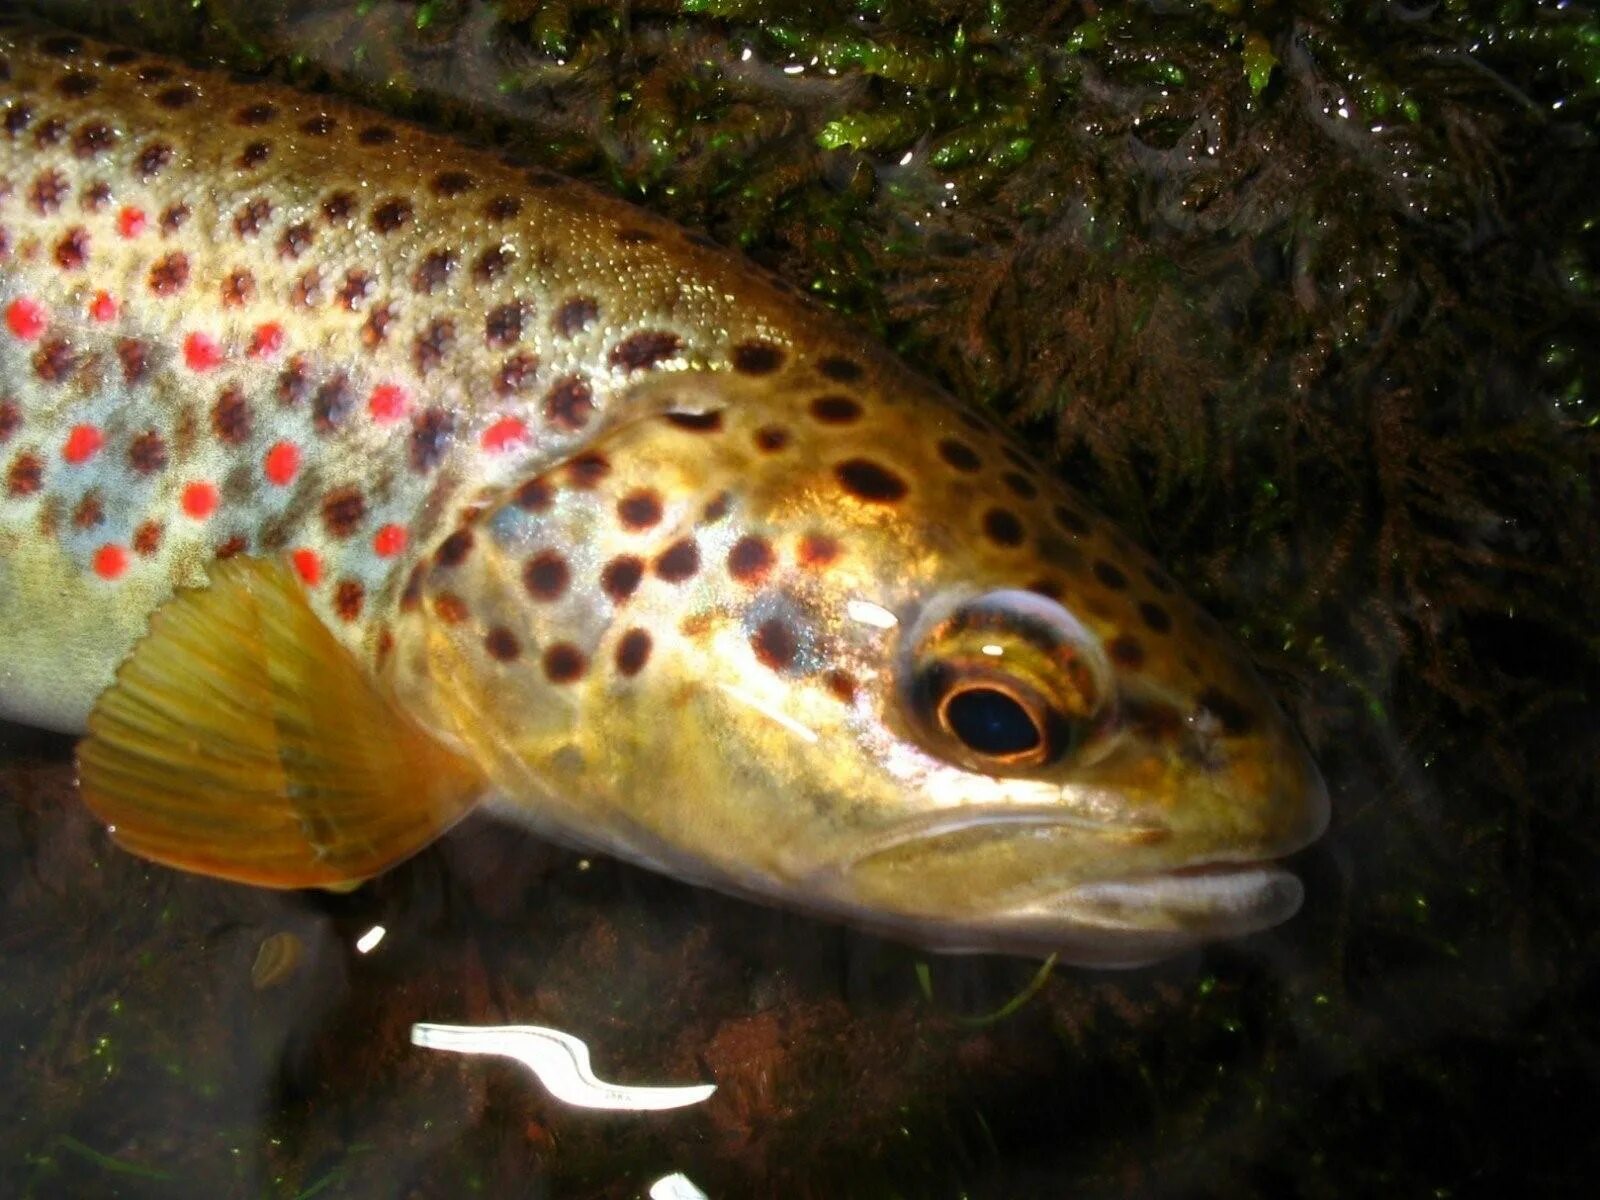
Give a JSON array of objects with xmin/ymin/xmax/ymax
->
[{"xmin": 77, "ymin": 556, "xmax": 485, "ymax": 889}]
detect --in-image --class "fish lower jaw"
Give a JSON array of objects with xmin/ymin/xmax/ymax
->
[
  {"xmin": 1054, "ymin": 860, "xmax": 1305, "ymax": 938},
  {"xmin": 847, "ymin": 861, "xmax": 1307, "ymax": 967}
]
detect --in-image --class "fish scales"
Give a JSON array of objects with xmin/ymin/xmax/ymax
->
[
  {"xmin": 0, "ymin": 21, "xmax": 829, "ymax": 729},
  {"xmin": 0, "ymin": 22, "xmax": 1326, "ymax": 964}
]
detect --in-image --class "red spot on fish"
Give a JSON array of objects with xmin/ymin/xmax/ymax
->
[
  {"xmin": 62, "ymin": 424, "xmax": 103, "ymax": 464},
  {"xmin": 183, "ymin": 332, "xmax": 223, "ymax": 372},
  {"xmin": 248, "ymin": 321, "xmax": 284, "ymax": 358},
  {"xmin": 6, "ymin": 297, "xmax": 45, "ymax": 339},
  {"xmin": 264, "ymin": 441, "xmax": 300, "ymax": 486},
  {"xmin": 116, "ymin": 205, "xmax": 146, "ymax": 238},
  {"xmin": 480, "ymin": 416, "xmax": 527, "ymax": 452},
  {"xmin": 93, "ymin": 544, "xmax": 128, "ymax": 580},
  {"xmin": 367, "ymin": 382, "xmax": 408, "ymax": 423},
  {"xmin": 88, "ymin": 290, "xmax": 117, "ymax": 322},
  {"xmin": 181, "ymin": 481, "xmax": 218, "ymax": 519},
  {"xmin": 291, "ymin": 548, "xmax": 321, "ymax": 586},
  {"xmin": 798, "ymin": 534, "xmax": 841, "ymax": 568},
  {"xmin": 373, "ymin": 523, "xmax": 407, "ymax": 557}
]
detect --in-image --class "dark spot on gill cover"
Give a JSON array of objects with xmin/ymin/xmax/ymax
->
[
  {"xmin": 485, "ymin": 627, "xmax": 520, "ymax": 661},
  {"xmin": 543, "ymin": 643, "xmax": 586, "ymax": 683},
  {"xmin": 602, "ymin": 556, "xmax": 644, "ymax": 603},
  {"xmin": 618, "ymin": 490, "xmax": 663, "ymax": 530},
  {"xmin": 566, "ymin": 452, "xmax": 609, "ymax": 488},
  {"xmin": 515, "ymin": 478, "xmax": 554, "ymax": 512},
  {"xmin": 655, "ymin": 538, "xmax": 700, "ymax": 582},
  {"xmin": 615, "ymin": 629, "xmax": 652, "ymax": 676},
  {"xmin": 752, "ymin": 619, "xmax": 798, "ymax": 671},
  {"xmin": 523, "ymin": 551, "xmax": 569, "ymax": 600}
]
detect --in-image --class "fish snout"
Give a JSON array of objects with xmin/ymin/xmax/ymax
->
[
  {"xmin": 1176, "ymin": 686, "xmax": 1330, "ymax": 863},
  {"xmin": 803, "ymin": 678, "xmax": 1329, "ymax": 964}
]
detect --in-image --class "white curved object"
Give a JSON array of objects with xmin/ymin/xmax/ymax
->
[
  {"xmin": 409, "ymin": 1022, "xmax": 716, "ymax": 1112},
  {"xmin": 649, "ymin": 1173, "xmax": 711, "ymax": 1200}
]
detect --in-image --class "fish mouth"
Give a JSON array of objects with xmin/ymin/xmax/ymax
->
[
  {"xmin": 1012, "ymin": 859, "xmax": 1305, "ymax": 959},
  {"xmin": 807, "ymin": 807, "xmax": 1313, "ymax": 966},
  {"xmin": 853, "ymin": 857, "xmax": 1307, "ymax": 967}
]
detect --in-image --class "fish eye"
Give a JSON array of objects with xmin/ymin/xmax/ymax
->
[
  {"xmin": 901, "ymin": 589, "xmax": 1112, "ymax": 776},
  {"xmin": 940, "ymin": 683, "xmax": 1044, "ymax": 760}
]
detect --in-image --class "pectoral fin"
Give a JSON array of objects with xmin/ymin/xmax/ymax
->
[{"xmin": 78, "ymin": 556, "xmax": 485, "ymax": 888}]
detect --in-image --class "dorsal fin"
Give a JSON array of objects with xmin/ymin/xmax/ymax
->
[{"xmin": 78, "ymin": 556, "xmax": 485, "ymax": 888}]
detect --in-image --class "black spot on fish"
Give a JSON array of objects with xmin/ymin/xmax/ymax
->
[
  {"xmin": 602, "ymin": 556, "xmax": 643, "ymax": 603},
  {"xmin": 1093, "ymin": 559, "xmax": 1129, "ymax": 590},
  {"xmin": 752, "ymin": 619, "xmax": 798, "ymax": 671},
  {"xmin": 523, "ymin": 550, "xmax": 569, "ymax": 600},
  {"xmin": 835, "ymin": 458, "xmax": 907, "ymax": 503},
  {"xmin": 983, "ymin": 509, "xmax": 1026, "ymax": 548},
  {"xmin": 733, "ymin": 340, "xmax": 785, "ymax": 375},
  {"xmin": 1139, "ymin": 601, "xmax": 1173, "ymax": 634},
  {"xmin": 615, "ymin": 629, "xmax": 652, "ymax": 676}
]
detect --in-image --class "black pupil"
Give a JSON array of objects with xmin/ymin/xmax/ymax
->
[{"xmin": 944, "ymin": 687, "xmax": 1041, "ymax": 757}]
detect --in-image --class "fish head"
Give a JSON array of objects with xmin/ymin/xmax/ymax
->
[{"xmin": 398, "ymin": 369, "xmax": 1326, "ymax": 965}]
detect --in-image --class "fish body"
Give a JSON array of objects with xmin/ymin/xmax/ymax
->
[{"xmin": 0, "ymin": 22, "xmax": 1326, "ymax": 964}]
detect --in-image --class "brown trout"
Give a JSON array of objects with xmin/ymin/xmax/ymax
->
[{"xmin": 0, "ymin": 21, "xmax": 1326, "ymax": 964}]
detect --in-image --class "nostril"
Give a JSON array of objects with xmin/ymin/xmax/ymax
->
[{"xmin": 1196, "ymin": 685, "xmax": 1258, "ymax": 737}]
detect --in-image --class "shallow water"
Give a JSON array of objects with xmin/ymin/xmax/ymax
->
[{"xmin": 1, "ymin": 1, "xmax": 1596, "ymax": 1197}]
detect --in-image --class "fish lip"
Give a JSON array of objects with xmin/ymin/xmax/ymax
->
[
  {"xmin": 901, "ymin": 861, "xmax": 1307, "ymax": 965},
  {"xmin": 1044, "ymin": 859, "xmax": 1306, "ymax": 938},
  {"xmin": 832, "ymin": 844, "xmax": 1306, "ymax": 964}
]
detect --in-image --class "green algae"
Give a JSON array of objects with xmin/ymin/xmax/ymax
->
[{"xmin": 1, "ymin": 0, "xmax": 1597, "ymax": 1197}]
